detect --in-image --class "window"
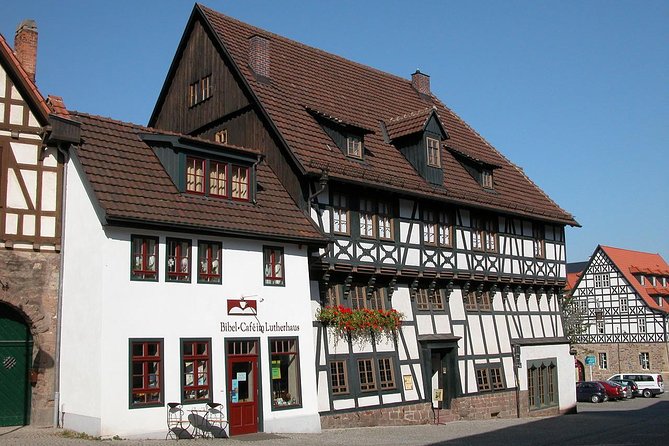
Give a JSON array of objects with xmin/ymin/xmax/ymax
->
[
  {"xmin": 638, "ymin": 318, "xmax": 646, "ymax": 334},
  {"xmin": 598, "ymin": 352, "xmax": 608, "ymax": 370},
  {"xmin": 481, "ymin": 169, "xmax": 493, "ymax": 189},
  {"xmin": 438, "ymin": 211, "xmax": 453, "ymax": 247},
  {"xmin": 416, "ymin": 288, "xmax": 444, "ymax": 311},
  {"xmin": 166, "ymin": 238, "xmax": 191, "ymax": 282},
  {"xmin": 186, "ymin": 157, "xmax": 205, "ymax": 194},
  {"xmin": 264, "ymin": 246, "xmax": 284, "ymax": 286},
  {"xmin": 200, "ymin": 75, "xmax": 212, "ymax": 101},
  {"xmin": 423, "ymin": 210, "xmax": 452, "ymax": 247},
  {"xmin": 214, "ymin": 129, "xmax": 228, "ymax": 144},
  {"xmin": 528, "ymin": 359, "xmax": 558, "ymax": 409},
  {"xmin": 423, "ymin": 210, "xmax": 437, "ymax": 245},
  {"xmin": 464, "ymin": 291, "xmax": 491, "ymax": 311},
  {"xmin": 594, "ymin": 273, "xmax": 610, "ymax": 288},
  {"xmin": 270, "ymin": 338, "xmax": 301, "ymax": 409},
  {"xmin": 471, "ymin": 215, "xmax": 497, "ymax": 252},
  {"xmin": 181, "ymin": 339, "xmax": 211, "ymax": 403},
  {"xmin": 377, "ymin": 201, "xmax": 393, "ymax": 240},
  {"xmin": 578, "ymin": 300, "xmax": 588, "ymax": 313},
  {"xmin": 346, "ymin": 135, "xmax": 363, "ymax": 159},
  {"xmin": 464, "ymin": 291, "xmax": 477, "ymax": 311},
  {"xmin": 332, "ymin": 193, "xmax": 349, "ymax": 235},
  {"xmin": 378, "ymin": 357, "xmax": 396, "ymax": 389},
  {"xmin": 595, "ymin": 311, "xmax": 604, "ymax": 334},
  {"xmin": 475, "ymin": 365, "xmax": 505, "ymax": 392},
  {"xmin": 358, "ymin": 359, "xmax": 376, "ymax": 391},
  {"xmin": 426, "ymin": 137, "xmax": 441, "ymax": 167},
  {"xmin": 130, "ymin": 340, "xmax": 163, "ymax": 408},
  {"xmin": 189, "ymin": 75, "xmax": 212, "ymax": 107},
  {"xmin": 533, "ymin": 223, "xmax": 545, "ymax": 258},
  {"xmin": 131, "ymin": 235, "xmax": 158, "ymax": 281},
  {"xmin": 349, "ymin": 286, "xmax": 386, "ymax": 311},
  {"xmin": 619, "ymin": 297, "xmax": 628, "ymax": 313},
  {"xmin": 209, "ymin": 161, "xmax": 227, "ymax": 197},
  {"xmin": 231, "ymin": 165, "xmax": 249, "ymax": 200},
  {"xmin": 359, "ymin": 198, "xmax": 375, "ymax": 238},
  {"xmin": 198, "ymin": 241, "xmax": 222, "ymax": 284},
  {"xmin": 329, "ymin": 360, "xmax": 349, "ymax": 395},
  {"xmin": 359, "ymin": 198, "xmax": 394, "ymax": 240},
  {"xmin": 639, "ymin": 352, "xmax": 650, "ymax": 370}
]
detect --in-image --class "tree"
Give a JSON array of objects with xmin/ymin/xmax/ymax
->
[{"xmin": 560, "ymin": 293, "xmax": 589, "ymax": 345}]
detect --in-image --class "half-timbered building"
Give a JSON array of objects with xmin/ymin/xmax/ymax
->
[
  {"xmin": 148, "ymin": 5, "xmax": 579, "ymax": 427},
  {"xmin": 566, "ymin": 246, "xmax": 669, "ymax": 381}
]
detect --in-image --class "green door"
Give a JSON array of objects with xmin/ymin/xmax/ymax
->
[{"xmin": 0, "ymin": 304, "xmax": 32, "ymax": 426}]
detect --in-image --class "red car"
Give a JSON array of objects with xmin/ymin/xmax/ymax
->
[{"xmin": 597, "ymin": 380, "xmax": 625, "ymax": 401}]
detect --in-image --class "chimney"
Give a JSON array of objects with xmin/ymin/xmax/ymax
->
[
  {"xmin": 411, "ymin": 69, "xmax": 430, "ymax": 95},
  {"xmin": 15, "ymin": 19, "xmax": 38, "ymax": 83},
  {"xmin": 249, "ymin": 35, "xmax": 270, "ymax": 79}
]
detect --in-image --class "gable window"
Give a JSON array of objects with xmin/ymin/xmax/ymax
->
[
  {"xmin": 378, "ymin": 357, "xmax": 396, "ymax": 389},
  {"xmin": 131, "ymin": 235, "xmax": 158, "ymax": 281},
  {"xmin": 198, "ymin": 241, "xmax": 221, "ymax": 284},
  {"xmin": 329, "ymin": 360, "xmax": 349, "ymax": 395},
  {"xmin": 270, "ymin": 338, "xmax": 301, "ymax": 409},
  {"xmin": 189, "ymin": 75, "xmax": 212, "ymax": 107},
  {"xmin": 264, "ymin": 246, "xmax": 285, "ymax": 286},
  {"xmin": 130, "ymin": 339, "xmax": 163, "ymax": 408},
  {"xmin": 346, "ymin": 135, "xmax": 363, "ymax": 159},
  {"xmin": 166, "ymin": 238, "xmax": 191, "ymax": 282},
  {"xmin": 209, "ymin": 161, "xmax": 227, "ymax": 197},
  {"xmin": 332, "ymin": 193, "xmax": 349, "ymax": 235},
  {"xmin": 481, "ymin": 169, "xmax": 493, "ymax": 189},
  {"xmin": 416, "ymin": 288, "xmax": 444, "ymax": 312},
  {"xmin": 200, "ymin": 75, "xmax": 212, "ymax": 102},
  {"xmin": 594, "ymin": 273, "xmax": 610, "ymax": 288},
  {"xmin": 639, "ymin": 352, "xmax": 650, "ymax": 370},
  {"xmin": 598, "ymin": 352, "xmax": 608, "ymax": 370},
  {"xmin": 214, "ymin": 129, "xmax": 228, "ymax": 144},
  {"xmin": 231, "ymin": 165, "xmax": 249, "ymax": 200},
  {"xmin": 181, "ymin": 339, "xmax": 211, "ymax": 403},
  {"xmin": 426, "ymin": 137, "xmax": 441, "ymax": 167},
  {"xmin": 533, "ymin": 223, "xmax": 545, "ymax": 258},
  {"xmin": 358, "ymin": 359, "xmax": 376, "ymax": 391},
  {"xmin": 186, "ymin": 157, "xmax": 205, "ymax": 194},
  {"xmin": 471, "ymin": 215, "xmax": 497, "ymax": 252}
]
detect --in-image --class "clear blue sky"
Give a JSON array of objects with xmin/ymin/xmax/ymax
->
[{"xmin": 2, "ymin": 1, "xmax": 667, "ymax": 263}]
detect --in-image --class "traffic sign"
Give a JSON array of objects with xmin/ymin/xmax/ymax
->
[{"xmin": 585, "ymin": 355, "xmax": 596, "ymax": 366}]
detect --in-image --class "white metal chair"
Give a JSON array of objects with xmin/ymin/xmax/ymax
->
[
  {"xmin": 166, "ymin": 402, "xmax": 188, "ymax": 440},
  {"xmin": 204, "ymin": 402, "xmax": 228, "ymax": 438}
]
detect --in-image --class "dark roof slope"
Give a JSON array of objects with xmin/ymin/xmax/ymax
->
[
  {"xmin": 71, "ymin": 112, "xmax": 325, "ymax": 244},
  {"xmin": 196, "ymin": 4, "xmax": 577, "ymax": 226}
]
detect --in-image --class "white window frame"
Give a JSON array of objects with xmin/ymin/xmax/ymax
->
[
  {"xmin": 638, "ymin": 318, "xmax": 646, "ymax": 333},
  {"xmin": 639, "ymin": 352, "xmax": 650, "ymax": 370},
  {"xmin": 346, "ymin": 136, "xmax": 363, "ymax": 159},
  {"xmin": 598, "ymin": 352, "xmax": 608, "ymax": 370}
]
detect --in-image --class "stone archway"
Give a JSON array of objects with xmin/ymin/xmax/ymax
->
[{"xmin": 575, "ymin": 359, "xmax": 585, "ymax": 382}]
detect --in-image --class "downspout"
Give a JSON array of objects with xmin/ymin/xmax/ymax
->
[
  {"xmin": 307, "ymin": 170, "xmax": 328, "ymax": 204},
  {"xmin": 52, "ymin": 143, "xmax": 70, "ymax": 428}
]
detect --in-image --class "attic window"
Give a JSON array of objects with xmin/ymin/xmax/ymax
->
[
  {"xmin": 188, "ymin": 74, "xmax": 213, "ymax": 107},
  {"xmin": 481, "ymin": 169, "xmax": 493, "ymax": 189},
  {"xmin": 426, "ymin": 137, "xmax": 441, "ymax": 167},
  {"xmin": 346, "ymin": 136, "xmax": 363, "ymax": 159},
  {"xmin": 185, "ymin": 157, "xmax": 250, "ymax": 202},
  {"xmin": 215, "ymin": 129, "xmax": 228, "ymax": 144}
]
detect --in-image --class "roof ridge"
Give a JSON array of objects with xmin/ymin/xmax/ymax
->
[{"xmin": 601, "ymin": 245, "xmax": 663, "ymax": 257}]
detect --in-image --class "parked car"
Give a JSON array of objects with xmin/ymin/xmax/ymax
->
[
  {"xmin": 597, "ymin": 380, "xmax": 625, "ymax": 401},
  {"xmin": 576, "ymin": 381, "xmax": 608, "ymax": 403},
  {"xmin": 609, "ymin": 373, "xmax": 665, "ymax": 398},
  {"xmin": 610, "ymin": 378, "xmax": 639, "ymax": 398}
]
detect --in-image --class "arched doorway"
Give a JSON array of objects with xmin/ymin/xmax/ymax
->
[
  {"xmin": 0, "ymin": 303, "xmax": 33, "ymax": 426},
  {"xmin": 575, "ymin": 359, "xmax": 585, "ymax": 382}
]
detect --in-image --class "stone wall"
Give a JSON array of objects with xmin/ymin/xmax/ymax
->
[
  {"xmin": 573, "ymin": 343, "xmax": 669, "ymax": 382},
  {"xmin": 320, "ymin": 402, "xmax": 433, "ymax": 429},
  {"xmin": 0, "ymin": 248, "xmax": 60, "ymax": 426}
]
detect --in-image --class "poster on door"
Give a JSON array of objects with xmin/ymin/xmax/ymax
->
[{"xmin": 231, "ymin": 379, "xmax": 239, "ymax": 403}]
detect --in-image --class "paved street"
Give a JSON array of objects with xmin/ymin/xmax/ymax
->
[{"xmin": 1, "ymin": 394, "xmax": 667, "ymax": 446}]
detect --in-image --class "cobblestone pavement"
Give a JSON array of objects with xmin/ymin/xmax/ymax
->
[{"xmin": 1, "ymin": 394, "xmax": 667, "ymax": 446}]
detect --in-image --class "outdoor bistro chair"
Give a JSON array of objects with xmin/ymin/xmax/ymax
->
[
  {"xmin": 203, "ymin": 402, "xmax": 229, "ymax": 438},
  {"xmin": 166, "ymin": 402, "xmax": 189, "ymax": 440}
]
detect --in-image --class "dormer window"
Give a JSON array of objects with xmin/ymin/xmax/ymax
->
[
  {"xmin": 231, "ymin": 165, "xmax": 249, "ymax": 200},
  {"xmin": 426, "ymin": 137, "xmax": 441, "ymax": 167},
  {"xmin": 209, "ymin": 161, "xmax": 227, "ymax": 197},
  {"xmin": 481, "ymin": 169, "xmax": 493, "ymax": 189},
  {"xmin": 185, "ymin": 158, "xmax": 250, "ymax": 202},
  {"xmin": 186, "ymin": 157, "xmax": 205, "ymax": 194},
  {"xmin": 346, "ymin": 135, "xmax": 363, "ymax": 159}
]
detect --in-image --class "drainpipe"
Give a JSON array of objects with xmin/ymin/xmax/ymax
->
[{"xmin": 307, "ymin": 170, "xmax": 328, "ymax": 204}]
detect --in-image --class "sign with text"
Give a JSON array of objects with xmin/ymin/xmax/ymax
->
[{"xmin": 585, "ymin": 355, "xmax": 596, "ymax": 366}]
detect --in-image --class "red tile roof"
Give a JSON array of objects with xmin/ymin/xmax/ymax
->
[
  {"xmin": 70, "ymin": 112, "xmax": 325, "ymax": 244},
  {"xmin": 189, "ymin": 5, "xmax": 577, "ymax": 226},
  {"xmin": 600, "ymin": 245, "xmax": 669, "ymax": 313},
  {"xmin": 385, "ymin": 107, "xmax": 439, "ymax": 141},
  {"xmin": 565, "ymin": 271, "xmax": 582, "ymax": 291}
]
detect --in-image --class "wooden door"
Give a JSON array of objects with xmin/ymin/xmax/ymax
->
[
  {"xmin": 227, "ymin": 349, "xmax": 258, "ymax": 435},
  {"xmin": 0, "ymin": 304, "xmax": 32, "ymax": 426}
]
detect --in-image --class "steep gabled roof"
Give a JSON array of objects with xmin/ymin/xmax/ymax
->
[
  {"xmin": 70, "ymin": 112, "xmax": 325, "ymax": 245},
  {"xmin": 384, "ymin": 107, "xmax": 445, "ymax": 141},
  {"xmin": 0, "ymin": 33, "xmax": 50, "ymax": 125},
  {"xmin": 173, "ymin": 4, "xmax": 578, "ymax": 226},
  {"xmin": 599, "ymin": 245, "xmax": 669, "ymax": 313}
]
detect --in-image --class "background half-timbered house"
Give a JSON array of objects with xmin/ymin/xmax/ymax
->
[{"xmin": 148, "ymin": 4, "xmax": 580, "ymax": 427}]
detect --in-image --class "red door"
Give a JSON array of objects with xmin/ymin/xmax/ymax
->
[{"xmin": 228, "ymin": 351, "xmax": 258, "ymax": 435}]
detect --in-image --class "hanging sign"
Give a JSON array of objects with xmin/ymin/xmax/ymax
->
[{"xmin": 433, "ymin": 388, "xmax": 443, "ymax": 402}]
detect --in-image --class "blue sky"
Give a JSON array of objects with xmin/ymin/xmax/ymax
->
[{"xmin": 2, "ymin": 1, "xmax": 667, "ymax": 262}]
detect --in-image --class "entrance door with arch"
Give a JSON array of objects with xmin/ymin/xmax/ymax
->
[
  {"xmin": 0, "ymin": 304, "xmax": 32, "ymax": 426},
  {"xmin": 226, "ymin": 339, "xmax": 259, "ymax": 436}
]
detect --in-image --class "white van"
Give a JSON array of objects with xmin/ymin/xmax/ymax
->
[{"xmin": 608, "ymin": 373, "xmax": 665, "ymax": 398}]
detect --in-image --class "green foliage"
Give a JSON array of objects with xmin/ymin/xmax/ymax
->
[
  {"xmin": 316, "ymin": 305, "xmax": 403, "ymax": 343},
  {"xmin": 560, "ymin": 294, "xmax": 589, "ymax": 344}
]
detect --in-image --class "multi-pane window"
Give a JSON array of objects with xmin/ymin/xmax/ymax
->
[
  {"xmin": 166, "ymin": 238, "xmax": 191, "ymax": 282},
  {"xmin": 359, "ymin": 198, "xmax": 375, "ymax": 238},
  {"xmin": 578, "ymin": 300, "xmax": 589, "ymax": 313},
  {"xmin": 638, "ymin": 318, "xmax": 646, "ymax": 334},
  {"xmin": 594, "ymin": 273, "xmax": 610, "ymax": 288},
  {"xmin": 231, "ymin": 165, "xmax": 249, "ymax": 200},
  {"xmin": 475, "ymin": 366, "xmax": 505, "ymax": 392},
  {"xmin": 182, "ymin": 339, "xmax": 211, "ymax": 402},
  {"xmin": 131, "ymin": 235, "xmax": 158, "ymax": 281},
  {"xmin": 639, "ymin": 352, "xmax": 650, "ymax": 370},
  {"xmin": 476, "ymin": 368, "xmax": 491, "ymax": 391},
  {"xmin": 416, "ymin": 288, "xmax": 444, "ymax": 311},
  {"xmin": 533, "ymin": 223, "xmax": 545, "ymax": 258},
  {"xmin": 424, "ymin": 210, "xmax": 453, "ymax": 247},
  {"xmin": 358, "ymin": 359, "xmax": 376, "ymax": 391},
  {"xmin": 377, "ymin": 201, "xmax": 393, "ymax": 240},
  {"xmin": 214, "ymin": 129, "xmax": 228, "ymax": 144},
  {"xmin": 209, "ymin": 161, "xmax": 227, "ymax": 197},
  {"xmin": 130, "ymin": 340, "xmax": 163, "ymax": 408},
  {"xmin": 329, "ymin": 360, "xmax": 349, "ymax": 395},
  {"xmin": 186, "ymin": 157, "xmax": 205, "ymax": 194},
  {"xmin": 198, "ymin": 241, "xmax": 222, "ymax": 284},
  {"xmin": 332, "ymin": 193, "xmax": 349, "ymax": 235},
  {"xmin": 378, "ymin": 358, "xmax": 395, "ymax": 389},
  {"xmin": 426, "ymin": 137, "xmax": 441, "ymax": 167},
  {"xmin": 349, "ymin": 286, "xmax": 386, "ymax": 311},
  {"xmin": 472, "ymin": 215, "xmax": 497, "ymax": 252},
  {"xmin": 189, "ymin": 75, "xmax": 212, "ymax": 107},
  {"xmin": 528, "ymin": 360, "xmax": 558, "ymax": 409},
  {"xmin": 465, "ymin": 292, "xmax": 491, "ymax": 311},
  {"xmin": 599, "ymin": 352, "xmax": 608, "ymax": 370},
  {"xmin": 481, "ymin": 169, "xmax": 493, "ymax": 189},
  {"xmin": 200, "ymin": 75, "xmax": 212, "ymax": 101},
  {"xmin": 423, "ymin": 210, "xmax": 437, "ymax": 245},
  {"xmin": 595, "ymin": 311, "xmax": 604, "ymax": 334},
  {"xmin": 490, "ymin": 367, "xmax": 504, "ymax": 390},
  {"xmin": 270, "ymin": 338, "xmax": 301, "ymax": 409},
  {"xmin": 619, "ymin": 297, "xmax": 628, "ymax": 313},
  {"xmin": 264, "ymin": 246, "xmax": 285, "ymax": 286},
  {"xmin": 438, "ymin": 211, "xmax": 453, "ymax": 246},
  {"xmin": 464, "ymin": 292, "xmax": 477, "ymax": 311},
  {"xmin": 346, "ymin": 135, "xmax": 363, "ymax": 159}
]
